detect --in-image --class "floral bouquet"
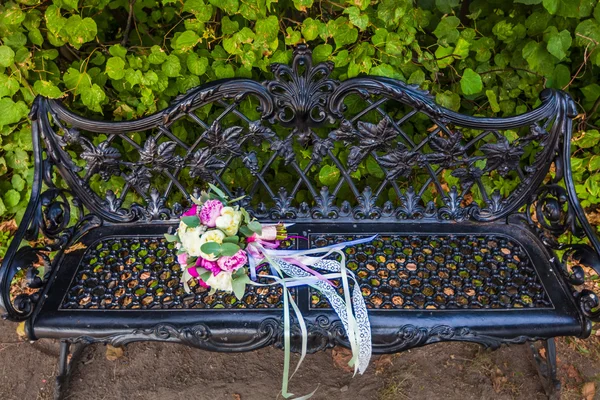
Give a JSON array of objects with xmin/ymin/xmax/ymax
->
[
  {"xmin": 166, "ymin": 184, "xmax": 373, "ymax": 398},
  {"xmin": 165, "ymin": 184, "xmax": 287, "ymax": 299}
]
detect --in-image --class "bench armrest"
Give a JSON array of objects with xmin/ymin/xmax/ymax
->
[
  {"xmin": 526, "ymin": 92, "xmax": 600, "ymax": 322},
  {"xmin": 0, "ymin": 98, "xmax": 100, "ymax": 321}
]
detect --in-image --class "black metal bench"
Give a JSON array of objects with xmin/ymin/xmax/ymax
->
[{"xmin": 2, "ymin": 45, "xmax": 600, "ymax": 399}]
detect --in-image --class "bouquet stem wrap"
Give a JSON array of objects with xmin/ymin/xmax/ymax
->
[{"xmin": 247, "ymin": 235, "xmax": 375, "ymax": 398}]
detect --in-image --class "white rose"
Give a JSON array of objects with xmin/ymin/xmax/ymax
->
[
  {"xmin": 205, "ymin": 270, "xmax": 233, "ymax": 292},
  {"xmin": 197, "ymin": 229, "xmax": 226, "ymax": 261},
  {"xmin": 176, "ymin": 221, "xmax": 207, "ymax": 257},
  {"xmin": 215, "ymin": 206, "xmax": 242, "ymax": 236}
]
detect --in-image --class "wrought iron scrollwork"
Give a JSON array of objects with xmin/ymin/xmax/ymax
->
[
  {"xmin": 524, "ymin": 91, "xmax": 600, "ymax": 322},
  {"xmin": 0, "ymin": 104, "xmax": 101, "ymax": 321},
  {"xmin": 33, "ymin": 46, "xmax": 572, "ymax": 225}
]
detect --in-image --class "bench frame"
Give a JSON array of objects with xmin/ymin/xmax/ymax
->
[{"xmin": 2, "ymin": 45, "xmax": 600, "ymax": 399}]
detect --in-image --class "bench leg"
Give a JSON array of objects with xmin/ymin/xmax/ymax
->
[
  {"xmin": 529, "ymin": 339, "xmax": 561, "ymax": 400},
  {"xmin": 54, "ymin": 340, "xmax": 89, "ymax": 400}
]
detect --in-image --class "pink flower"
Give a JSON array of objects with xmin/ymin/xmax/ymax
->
[
  {"xmin": 183, "ymin": 204, "xmax": 198, "ymax": 217},
  {"xmin": 217, "ymin": 249, "xmax": 248, "ymax": 271},
  {"xmin": 177, "ymin": 252, "xmax": 188, "ymax": 266},
  {"xmin": 196, "ymin": 257, "xmax": 221, "ymax": 275},
  {"xmin": 199, "ymin": 200, "xmax": 223, "ymax": 228}
]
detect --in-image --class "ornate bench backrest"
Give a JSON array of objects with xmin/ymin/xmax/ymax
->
[{"xmin": 33, "ymin": 45, "xmax": 576, "ymax": 224}]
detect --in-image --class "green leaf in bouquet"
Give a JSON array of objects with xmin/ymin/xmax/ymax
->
[
  {"xmin": 208, "ymin": 183, "xmax": 227, "ymax": 200},
  {"xmin": 201, "ymin": 241, "xmax": 222, "ymax": 256},
  {"xmin": 232, "ymin": 272, "xmax": 251, "ymax": 300},
  {"xmin": 181, "ymin": 215, "xmax": 201, "ymax": 227},
  {"xmin": 186, "ymin": 257, "xmax": 199, "ymax": 268},
  {"xmin": 241, "ymin": 208, "xmax": 251, "ymax": 223},
  {"xmin": 190, "ymin": 195, "xmax": 203, "ymax": 205},
  {"xmin": 239, "ymin": 225, "xmax": 254, "ymax": 237},
  {"xmin": 164, "ymin": 233, "xmax": 179, "ymax": 242},
  {"xmin": 223, "ymin": 235, "xmax": 240, "ymax": 244},
  {"xmin": 199, "ymin": 270, "xmax": 212, "ymax": 283},
  {"xmin": 220, "ymin": 242, "xmax": 241, "ymax": 256},
  {"xmin": 247, "ymin": 220, "xmax": 262, "ymax": 235}
]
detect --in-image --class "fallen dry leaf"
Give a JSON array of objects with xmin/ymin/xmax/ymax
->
[
  {"xmin": 15, "ymin": 322, "xmax": 27, "ymax": 341},
  {"xmin": 0, "ymin": 220, "xmax": 17, "ymax": 235},
  {"xmin": 232, "ymin": 394, "xmax": 241, "ymax": 400},
  {"xmin": 562, "ymin": 364, "xmax": 583, "ymax": 383},
  {"xmin": 491, "ymin": 367, "xmax": 508, "ymax": 394},
  {"xmin": 331, "ymin": 347, "xmax": 353, "ymax": 373},
  {"xmin": 105, "ymin": 344, "xmax": 124, "ymax": 361},
  {"xmin": 65, "ymin": 242, "xmax": 87, "ymax": 254},
  {"xmin": 582, "ymin": 382, "xmax": 595, "ymax": 400},
  {"xmin": 374, "ymin": 354, "xmax": 394, "ymax": 375}
]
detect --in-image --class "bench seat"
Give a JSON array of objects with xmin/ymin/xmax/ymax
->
[{"xmin": 29, "ymin": 222, "xmax": 587, "ymax": 353}]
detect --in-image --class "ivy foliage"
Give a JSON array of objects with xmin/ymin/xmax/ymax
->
[{"xmin": 0, "ymin": 0, "xmax": 600, "ymax": 237}]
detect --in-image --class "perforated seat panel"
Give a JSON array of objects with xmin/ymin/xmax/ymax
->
[{"xmin": 31, "ymin": 222, "xmax": 585, "ymax": 348}]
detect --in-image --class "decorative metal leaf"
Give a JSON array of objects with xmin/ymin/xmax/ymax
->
[
  {"xmin": 126, "ymin": 166, "xmax": 153, "ymax": 194},
  {"xmin": 425, "ymin": 130, "xmax": 466, "ymax": 167},
  {"xmin": 248, "ymin": 121, "xmax": 276, "ymax": 145},
  {"xmin": 271, "ymin": 137, "xmax": 295, "ymax": 165},
  {"xmin": 329, "ymin": 119, "xmax": 359, "ymax": 142},
  {"xmin": 312, "ymin": 137, "xmax": 334, "ymax": 163},
  {"xmin": 139, "ymin": 136, "xmax": 181, "ymax": 170},
  {"xmin": 271, "ymin": 187, "xmax": 297, "ymax": 219},
  {"xmin": 204, "ymin": 121, "xmax": 243, "ymax": 155},
  {"xmin": 397, "ymin": 187, "xmax": 425, "ymax": 219},
  {"xmin": 480, "ymin": 137, "xmax": 524, "ymax": 176},
  {"xmin": 451, "ymin": 166, "xmax": 483, "ymax": 189},
  {"xmin": 80, "ymin": 141, "xmax": 122, "ymax": 180},
  {"xmin": 346, "ymin": 117, "xmax": 400, "ymax": 171},
  {"xmin": 187, "ymin": 147, "xmax": 226, "ymax": 179},
  {"xmin": 354, "ymin": 186, "xmax": 381, "ymax": 219},
  {"xmin": 377, "ymin": 144, "xmax": 420, "ymax": 179}
]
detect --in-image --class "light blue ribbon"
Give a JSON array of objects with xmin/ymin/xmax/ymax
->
[{"xmin": 246, "ymin": 234, "xmax": 376, "ymax": 398}]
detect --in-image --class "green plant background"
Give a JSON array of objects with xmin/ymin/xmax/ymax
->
[{"xmin": 1, "ymin": 0, "xmax": 600, "ymax": 256}]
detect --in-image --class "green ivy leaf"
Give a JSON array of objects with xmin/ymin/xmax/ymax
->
[
  {"xmin": 80, "ymin": 84, "xmax": 106, "ymax": 112},
  {"xmin": 436, "ymin": 90, "xmax": 461, "ymax": 111},
  {"xmin": 344, "ymin": 6, "xmax": 369, "ymax": 31},
  {"xmin": 293, "ymin": 0, "xmax": 313, "ymax": 11},
  {"xmin": 3, "ymin": 189, "xmax": 20, "ymax": 209},
  {"xmin": 328, "ymin": 17, "xmax": 358, "ymax": 48},
  {"xmin": 433, "ymin": 16, "xmax": 460, "ymax": 45},
  {"xmin": 547, "ymin": 29, "xmax": 571, "ymax": 60},
  {"xmin": 575, "ymin": 130, "xmax": 600, "ymax": 149},
  {"xmin": 174, "ymin": 30, "xmax": 200, "ymax": 51},
  {"xmin": 209, "ymin": 0, "xmax": 239, "ymax": 14},
  {"xmin": 64, "ymin": 16, "xmax": 97, "ymax": 49},
  {"xmin": 0, "ymin": 45, "xmax": 15, "ymax": 67},
  {"xmin": 312, "ymin": 44, "xmax": 332, "ymax": 62},
  {"xmin": 149, "ymin": 45, "xmax": 168, "ymax": 64},
  {"xmin": 106, "ymin": 57, "xmax": 126, "ymax": 80},
  {"xmin": 0, "ymin": 99, "xmax": 28, "ymax": 127},
  {"xmin": 187, "ymin": 53, "xmax": 209, "ymax": 75},
  {"xmin": 460, "ymin": 68, "xmax": 483, "ymax": 95},
  {"xmin": 522, "ymin": 41, "xmax": 556, "ymax": 77},
  {"xmin": 486, "ymin": 90, "xmax": 501, "ymax": 113},
  {"xmin": 162, "ymin": 54, "xmax": 181, "ymax": 77},
  {"xmin": 319, "ymin": 164, "xmax": 340, "ymax": 186},
  {"xmin": 33, "ymin": 80, "xmax": 63, "ymax": 98}
]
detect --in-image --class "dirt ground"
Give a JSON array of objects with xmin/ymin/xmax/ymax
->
[{"xmin": 1, "ymin": 320, "xmax": 600, "ymax": 400}]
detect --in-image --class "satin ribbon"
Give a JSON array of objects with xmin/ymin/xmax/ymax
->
[{"xmin": 246, "ymin": 235, "xmax": 376, "ymax": 398}]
